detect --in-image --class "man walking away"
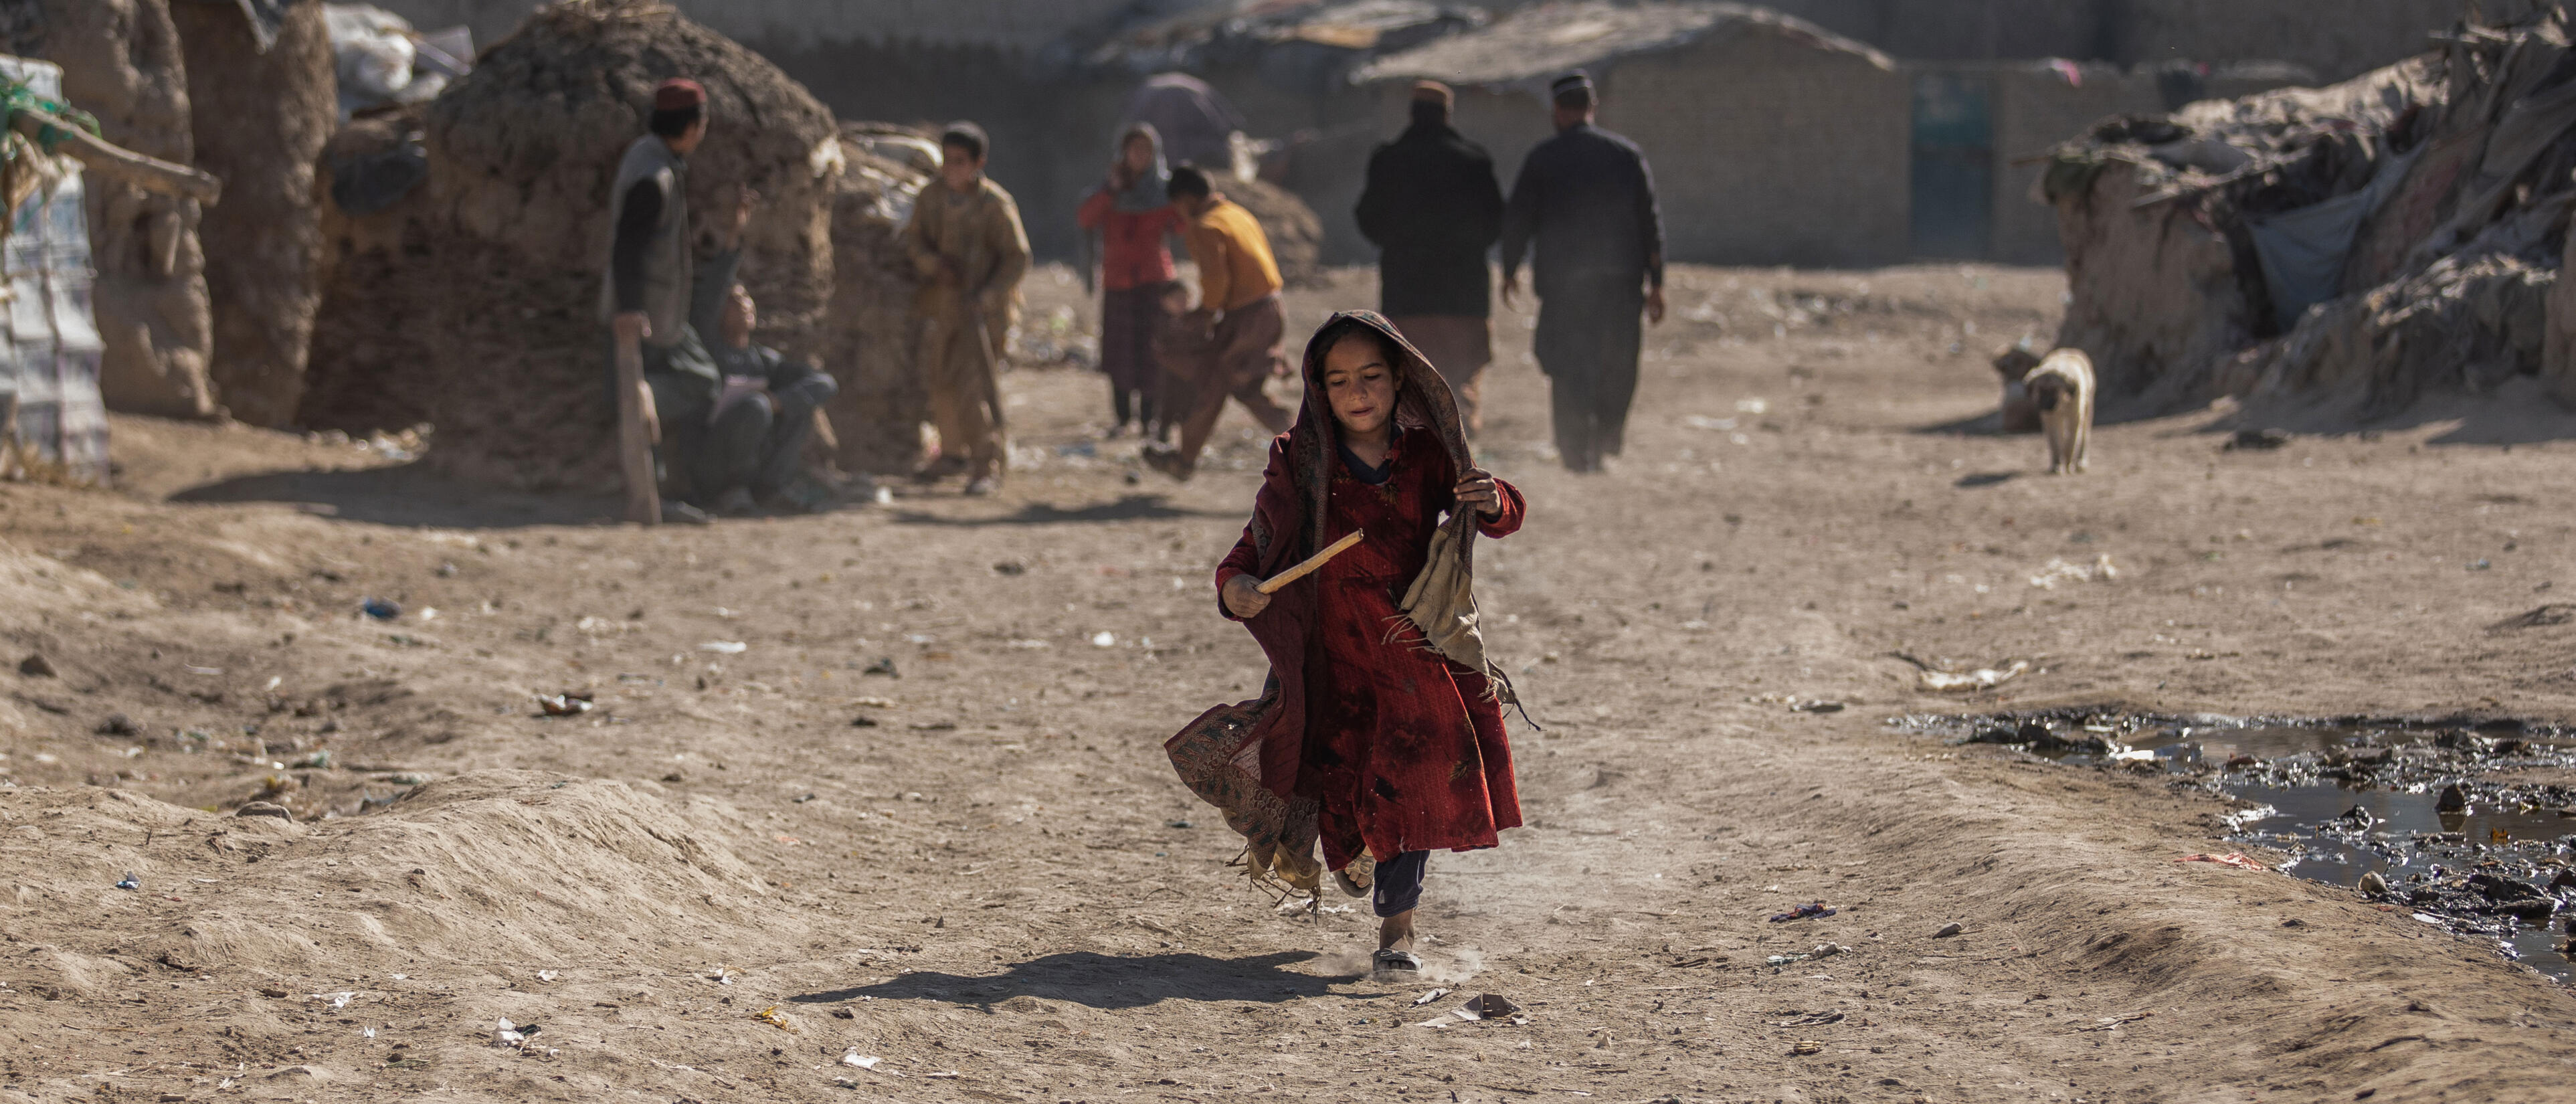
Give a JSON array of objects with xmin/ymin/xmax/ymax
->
[
  {"xmin": 903, "ymin": 122, "xmax": 1029, "ymax": 496},
  {"xmin": 1500, "ymin": 71, "xmax": 1667, "ymax": 474},
  {"xmin": 603, "ymin": 77, "xmax": 721, "ymax": 525},
  {"xmin": 1355, "ymin": 80, "xmax": 1503, "ymax": 436},
  {"xmin": 1143, "ymin": 165, "xmax": 1294, "ymax": 482}
]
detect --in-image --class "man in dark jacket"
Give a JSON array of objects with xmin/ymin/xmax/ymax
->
[
  {"xmin": 1355, "ymin": 80, "xmax": 1505, "ymax": 436},
  {"xmin": 1500, "ymin": 71, "xmax": 1667, "ymax": 474}
]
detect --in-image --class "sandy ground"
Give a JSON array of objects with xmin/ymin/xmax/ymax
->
[{"xmin": 3, "ymin": 262, "xmax": 2575, "ymax": 1104}]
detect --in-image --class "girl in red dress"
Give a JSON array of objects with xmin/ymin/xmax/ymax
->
[{"xmin": 1213, "ymin": 311, "xmax": 1526, "ymax": 973}]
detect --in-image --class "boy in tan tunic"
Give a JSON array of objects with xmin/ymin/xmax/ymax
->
[{"xmin": 902, "ymin": 122, "xmax": 1030, "ymax": 495}]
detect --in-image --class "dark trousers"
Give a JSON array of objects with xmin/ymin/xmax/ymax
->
[
  {"xmin": 704, "ymin": 370, "xmax": 835, "ymax": 501},
  {"xmin": 1373, "ymin": 850, "xmax": 1429, "ymax": 918},
  {"xmin": 1101, "ymin": 282, "xmax": 1178, "ymax": 432},
  {"xmin": 1534, "ymin": 286, "xmax": 1643, "ymax": 473},
  {"xmin": 1164, "ymin": 294, "xmax": 1293, "ymax": 475}
]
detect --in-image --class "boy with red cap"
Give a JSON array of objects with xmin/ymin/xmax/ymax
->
[{"xmin": 603, "ymin": 78, "xmax": 718, "ymax": 524}]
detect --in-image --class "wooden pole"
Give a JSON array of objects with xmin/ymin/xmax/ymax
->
[
  {"xmin": 11, "ymin": 112, "xmax": 221, "ymax": 206},
  {"xmin": 1257, "ymin": 529, "xmax": 1365, "ymax": 595},
  {"xmin": 612, "ymin": 330, "xmax": 661, "ymax": 525}
]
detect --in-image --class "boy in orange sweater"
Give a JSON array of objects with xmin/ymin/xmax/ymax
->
[{"xmin": 1143, "ymin": 165, "xmax": 1294, "ymax": 481}]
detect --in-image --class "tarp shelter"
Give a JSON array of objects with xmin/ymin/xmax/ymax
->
[{"xmin": 0, "ymin": 55, "xmax": 106, "ymax": 484}]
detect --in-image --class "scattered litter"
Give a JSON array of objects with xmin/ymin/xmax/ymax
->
[
  {"xmin": 1765, "ymin": 953, "xmax": 1813, "ymax": 967},
  {"xmin": 1465, "ymin": 993, "xmax": 1520, "ymax": 1019},
  {"xmin": 536, "ymin": 691, "xmax": 593, "ymax": 717},
  {"xmin": 2225, "ymin": 428, "xmax": 2291, "ymax": 452},
  {"xmin": 1792, "ymin": 1040, "xmax": 1824, "ymax": 1055},
  {"xmin": 2174, "ymin": 852, "xmax": 2268, "ymax": 871},
  {"xmin": 1006, "ymin": 639, "xmax": 1052, "ymax": 650},
  {"xmin": 754, "ymin": 1005, "xmax": 798, "ymax": 1032},
  {"xmin": 2077, "ymin": 1012, "xmax": 2152, "ymax": 1032},
  {"xmin": 320, "ymin": 992, "xmax": 354, "ymax": 1009},
  {"xmin": 863, "ymin": 658, "xmax": 899, "ymax": 677},
  {"xmin": 852, "ymin": 696, "xmax": 897, "ymax": 708},
  {"xmin": 1770, "ymin": 902, "xmax": 1835, "ymax": 923},
  {"xmin": 2027, "ymin": 555, "xmax": 2119, "ymax": 589},
  {"xmin": 841, "ymin": 1052, "xmax": 881, "ymax": 1070},
  {"xmin": 536, "ymin": 970, "xmax": 557, "ymax": 983},
  {"xmin": 1413, "ymin": 988, "xmax": 1451, "ymax": 1006},
  {"xmin": 1166, "ymin": 819, "xmax": 1191, "ymax": 828},
  {"xmin": 114, "ymin": 871, "xmax": 141, "ymax": 891},
  {"xmin": 700, "ymin": 641, "xmax": 748, "ymax": 654},
  {"xmin": 1775, "ymin": 1010, "xmax": 1845, "ymax": 1027},
  {"xmin": 1811, "ymin": 942, "xmax": 1850, "ymax": 958},
  {"xmin": 709, "ymin": 967, "xmax": 733, "ymax": 985},
  {"xmin": 1917, "ymin": 660, "xmax": 2029, "ymax": 693},
  {"xmin": 992, "ymin": 561, "xmax": 1026, "ymax": 575},
  {"xmin": 1933, "ymin": 921, "xmax": 1963, "ymax": 938},
  {"xmin": 360, "ymin": 597, "xmax": 401, "ymax": 620},
  {"xmin": 493, "ymin": 1018, "xmax": 539, "ymax": 1046},
  {"xmin": 1091, "ymin": 631, "xmax": 1117, "ymax": 648},
  {"xmin": 1791, "ymin": 700, "xmax": 1845, "ymax": 713},
  {"xmin": 184, "ymin": 665, "xmax": 223, "ymax": 676}
]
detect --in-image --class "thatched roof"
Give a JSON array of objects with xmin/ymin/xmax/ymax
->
[{"xmin": 1352, "ymin": 1, "xmax": 1892, "ymax": 90}]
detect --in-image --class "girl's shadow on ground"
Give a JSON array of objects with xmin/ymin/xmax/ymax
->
[{"xmin": 790, "ymin": 949, "xmax": 1360, "ymax": 1010}]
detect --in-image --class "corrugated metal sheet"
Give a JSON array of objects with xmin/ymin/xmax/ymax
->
[{"xmin": 0, "ymin": 54, "xmax": 106, "ymax": 484}]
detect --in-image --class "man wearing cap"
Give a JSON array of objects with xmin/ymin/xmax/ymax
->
[
  {"xmin": 604, "ymin": 77, "xmax": 721, "ymax": 524},
  {"xmin": 1355, "ymin": 80, "xmax": 1505, "ymax": 437},
  {"xmin": 1500, "ymin": 71, "xmax": 1667, "ymax": 474},
  {"xmin": 902, "ymin": 121, "xmax": 1028, "ymax": 496}
]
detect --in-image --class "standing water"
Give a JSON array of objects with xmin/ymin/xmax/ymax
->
[{"xmin": 1906, "ymin": 713, "xmax": 2576, "ymax": 981}]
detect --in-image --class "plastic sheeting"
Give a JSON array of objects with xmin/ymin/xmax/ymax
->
[
  {"xmin": 0, "ymin": 55, "xmax": 104, "ymax": 484},
  {"xmin": 2248, "ymin": 146, "xmax": 2419, "ymax": 330}
]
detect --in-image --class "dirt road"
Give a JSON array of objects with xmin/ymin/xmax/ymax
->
[{"xmin": 3, "ymin": 263, "xmax": 2572, "ymax": 1104}]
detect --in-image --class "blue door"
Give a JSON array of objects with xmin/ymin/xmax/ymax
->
[{"xmin": 1911, "ymin": 72, "xmax": 1994, "ymax": 260}]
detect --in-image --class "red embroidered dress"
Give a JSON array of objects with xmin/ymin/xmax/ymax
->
[{"xmin": 1216, "ymin": 424, "xmax": 1525, "ymax": 868}]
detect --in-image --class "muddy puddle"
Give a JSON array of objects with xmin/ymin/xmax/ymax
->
[{"xmin": 1903, "ymin": 711, "xmax": 2576, "ymax": 982}]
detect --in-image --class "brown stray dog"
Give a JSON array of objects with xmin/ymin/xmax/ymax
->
[{"xmin": 2023, "ymin": 349, "xmax": 2094, "ymax": 474}]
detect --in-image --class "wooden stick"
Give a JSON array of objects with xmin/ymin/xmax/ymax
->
[
  {"xmin": 612, "ymin": 331, "xmax": 661, "ymax": 526},
  {"xmin": 12, "ymin": 112, "xmax": 221, "ymax": 206},
  {"xmin": 1257, "ymin": 529, "xmax": 1364, "ymax": 594}
]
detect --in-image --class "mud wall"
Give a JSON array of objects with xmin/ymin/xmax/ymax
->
[
  {"xmin": 1556, "ymin": 29, "xmax": 1908, "ymax": 268},
  {"xmin": 35, "ymin": 0, "xmax": 215, "ymax": 420},
  {"xmin": 171, "ymin": 0, "xmax": 333, "ymax": 428},
  {"xmin": 304, "ymin": 0, "xmax": 842, "ymax": 490},
  {"xmin": 823, "ymin": 145, "xmax": 927, "ymax": 476},
  {"xmin": 2051, "ymin": 163, "xmax": 2259, "ymax": 409}
]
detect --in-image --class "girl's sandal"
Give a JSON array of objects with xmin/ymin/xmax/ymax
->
[
  {"xmin": 1333, "ymin": 853, "xmax": 1376, "ymax": 899},
  {"xmin": 1372, "ymin": 948, "xmax": 1423, "ymax": 974}
]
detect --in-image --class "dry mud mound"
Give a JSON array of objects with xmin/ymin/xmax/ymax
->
[
  {"xmin": 170, "ymin": 0, "xmax": 331, "ymax": 429},
  {"xmin": 304, "ymin": 0, "xmax": 838, "ymax": 489},
  {"xmin": 0, "ymin": 773, "xmax": 842, "ymax": 1097},
  {"xmin": 2046, "ymin": 14, "xmax": 2576, "ymax": 422}
]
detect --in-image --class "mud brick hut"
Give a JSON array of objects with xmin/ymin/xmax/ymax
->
[
  {"xmin": 302, "ymin": 0, "xmax": 841, "ymax": 491},
  {"xmin": 2041, "ymin": 13, "xmax": 2576, "ymax": 420},
  {"xmin": 824, "ymin": 123, "xmax": 929, "ymax": 476},
  {"xmin": 1356, "ymin": 1, "xmax": 1911, "ymax": 268}
]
